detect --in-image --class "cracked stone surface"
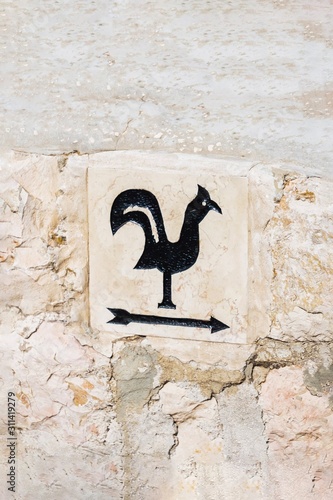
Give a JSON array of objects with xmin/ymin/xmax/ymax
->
[
  {"xmin": 1, "ymin": 151, "xmax": 332, "ymax": 499},
  {"xmin": 1, "ymin": 1, "xmax": 333, "ymax": 499}
]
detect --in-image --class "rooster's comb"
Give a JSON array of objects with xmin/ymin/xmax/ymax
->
[{"xmin": 197, "ymin": 185, "xmax": 210, "ymax": 199}]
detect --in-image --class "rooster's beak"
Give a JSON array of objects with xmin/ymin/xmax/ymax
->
[{"xmin": 208, "ymin": 199, "xmax": 222, "ymax": 214}]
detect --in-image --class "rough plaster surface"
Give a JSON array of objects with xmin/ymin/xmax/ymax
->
[
  {"xmin": 1, "ymin": 1, "xmax": 333, "ymax": 499},
  {"xmin": 1, "ymin": 0, "xmax": 333, "ymax": 177}
]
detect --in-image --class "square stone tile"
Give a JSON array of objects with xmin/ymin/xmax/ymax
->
[{"xmin": 88, "ymin": 157, "xmax": 248, "ymax": 343}]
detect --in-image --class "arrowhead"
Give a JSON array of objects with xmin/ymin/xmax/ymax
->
[
  {"xmin": 107, "ymin": 308, "xmax": 132, "ymax": 325},
  {"xmin": 210, "ymin": 316, "xmax": 229, "ymax": 333}
]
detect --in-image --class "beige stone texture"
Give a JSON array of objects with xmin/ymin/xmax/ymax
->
[
  {"xmin": 260, "ymin": 366, "xmax": 333, "ymax": 499},
  {"xmin": 1, "ymin": 1, "xmax": 333, "ymax": 499},
  {"xmin": 1, "ymin": 150, "xmax": 332, "ymax": 499}
]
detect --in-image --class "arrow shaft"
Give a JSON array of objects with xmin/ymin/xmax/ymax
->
[
  {"xmin": 107, "ymin": 308, "xmax": 229, "ymax": 333},
  {"xmin": 128, "ymin": 313, "xmax": 211, "ymax": 329}
]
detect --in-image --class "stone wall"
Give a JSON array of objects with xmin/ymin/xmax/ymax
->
[{"xmin": 1, "ymin": 1, "xmax": 333, "ymax": 499}]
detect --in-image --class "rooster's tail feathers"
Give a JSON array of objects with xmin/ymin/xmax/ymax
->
[{"xmin": 110, "ymin": 189, "xmax": 166, "ymax": 244}]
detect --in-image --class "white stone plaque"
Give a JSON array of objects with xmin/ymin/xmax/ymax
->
[{"xmin": 88, "ymin": 159, "xmax": 248, "ymax": 343}]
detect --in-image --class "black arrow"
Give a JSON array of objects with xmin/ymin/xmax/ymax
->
[{"xmin": 107, "ymin": 308, "xmax": 229, "ymax": 334}]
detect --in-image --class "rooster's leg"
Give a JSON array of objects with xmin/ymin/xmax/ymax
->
[{"xmin": 158, "ymin": 271, "xmax": 176, "ymax": 309}]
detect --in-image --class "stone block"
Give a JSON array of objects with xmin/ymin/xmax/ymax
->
[{"xmin": 88, "ymin": 152, "xmax": 249, "ymax": 343}]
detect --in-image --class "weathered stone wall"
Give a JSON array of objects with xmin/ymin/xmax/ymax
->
[{"xmin": 1, "ymin": 1, "xmax": 333, "ymax": 499}]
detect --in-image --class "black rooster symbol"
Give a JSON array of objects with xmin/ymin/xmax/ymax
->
[{"xmin": 110, "ymin": 185, "xmax": 222, "ymax": 309}]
